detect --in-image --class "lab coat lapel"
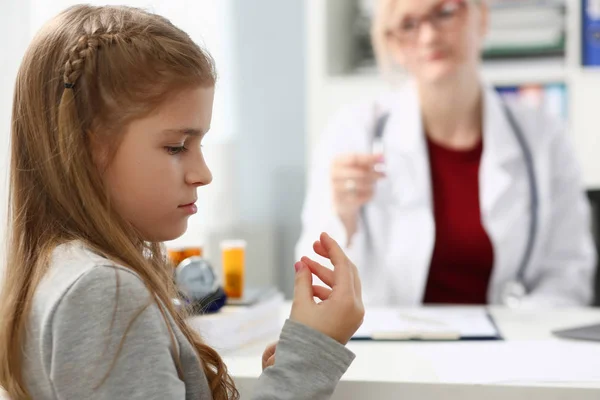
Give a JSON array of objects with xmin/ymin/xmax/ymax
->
[
  {"xmin": 370, "ymin": 82, "xmax": 435, "ymax": 305},
  {"xmin": 480, "ymin": 87, "xmax": 528, "ymax": 299}
]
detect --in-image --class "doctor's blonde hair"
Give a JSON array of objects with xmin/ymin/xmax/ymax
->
[
  {"xmin": 371, "ymin": 0, "xmax": 486, "ymax": 77},
  {"xmin": 0, "ymin": 5, "xmax": 238, "ymax": 399}
]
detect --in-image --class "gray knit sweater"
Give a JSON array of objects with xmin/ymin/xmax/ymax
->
[{"xmin": 22, "ymin": 242, "xmax": 355, "ymax": 399}]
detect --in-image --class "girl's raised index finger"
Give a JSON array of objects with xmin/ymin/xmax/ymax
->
[{"xmin": 318, "ymin": 233, "xmax": 353, "ymax": 290}]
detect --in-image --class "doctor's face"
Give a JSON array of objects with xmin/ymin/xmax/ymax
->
[{"xmin": 384, "ymin": 0, "xmax": 488, "ymax": 84}]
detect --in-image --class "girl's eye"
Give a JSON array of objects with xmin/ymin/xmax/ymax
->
[{"xmin": 165, "ymin": 145, "xmax": 188, "ymax": 155}]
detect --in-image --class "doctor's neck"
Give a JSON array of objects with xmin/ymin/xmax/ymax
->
[{"xmin": 418, "ymin": 75, "xmax": 483, "ymax": 150}]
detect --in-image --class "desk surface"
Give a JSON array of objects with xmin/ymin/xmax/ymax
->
[{"xmin": 221, "ymin": 305, "xmax": 600, "ymax": 400}]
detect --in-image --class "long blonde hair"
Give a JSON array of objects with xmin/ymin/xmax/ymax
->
[
  {"xmin": 0, "ymin": 5, "xmax": 238, "ymax": 399},
  {"xmin": 371, "ymin": 0, "xmax": 402, "ymax": 76}
]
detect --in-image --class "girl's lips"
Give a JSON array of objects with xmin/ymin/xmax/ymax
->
[{"xmin": 178, "ymin": 203, "xmax": 198, "ymax": 215}]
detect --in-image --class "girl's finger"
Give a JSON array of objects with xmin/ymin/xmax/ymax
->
[
  {"xmin": 319, "ymin": 233, "xmax": 353, "ymax": 291},
  {"xmin": 312, "ymin": 285, "xmax": 333, "ymax": 301},
  {"xmin": 348, "ymin": 260, "xmax": 363, "ymax": 299},
  {"xmin": 313, "ymin": 240, "xmax": 328, "ymax": 259},
  {"xmin": 301, "ymin": 256, "xmax": 334, "ymax": 287}
]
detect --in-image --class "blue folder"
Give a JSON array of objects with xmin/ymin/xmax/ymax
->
[{"xmin": 583, "ymin": 0, "xmax": 600, "ymax": 66}]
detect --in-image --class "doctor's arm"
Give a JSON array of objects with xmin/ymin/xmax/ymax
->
[
  {"xmin": 295, "ymin": 109, "xmax": 373, "ymax": 274},
  {"xmin": 525, "ymin": 130, "xmax": 596, "ymax": 306}
]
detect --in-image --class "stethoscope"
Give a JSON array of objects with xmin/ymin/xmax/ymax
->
[{"xmin": 364, "ymin": 100, "xmax": 539, "ymax": 307}]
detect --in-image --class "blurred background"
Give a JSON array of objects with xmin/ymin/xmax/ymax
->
[{"xmin": 1, "ymin": 0, "xmax": 600, "ymax": 302}]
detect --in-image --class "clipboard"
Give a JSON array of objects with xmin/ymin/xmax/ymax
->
[{"xmin": 351, "ymin": 307, "xmax": 503, "ymax": 342}]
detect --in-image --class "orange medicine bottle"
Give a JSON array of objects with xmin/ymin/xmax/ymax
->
[
  {"xmin": 220, "ymin": 240, "xmax": 246, "ymax": 299},
  {"xmin": 167, "ymin": 246, "xmax": 203, "ymax": 268}
]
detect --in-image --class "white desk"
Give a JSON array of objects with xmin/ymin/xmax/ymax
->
[{"xmin": 221, "ymin": 305, "xmax": 600, "ymax": 399}]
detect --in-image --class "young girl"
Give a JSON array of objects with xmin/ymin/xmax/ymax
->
[{"xmin": 0, "ymin": 5, "xmax": 364, "ymax": 400}]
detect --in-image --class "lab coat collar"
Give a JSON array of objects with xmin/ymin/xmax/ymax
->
[
  {"xmin": 482, "ymin": 84, "xmax": 523, "ymax": 167},
  {"xmin": 380, "ymin": 81, "xmax": 521, "ymax": 209},
  {"xmin": 382, "ymin": 80, "xmax": 521, "ymax": 163},
  {"xmin": 480, "ymin": 84, "xmax": 524, "ymax": 221}
]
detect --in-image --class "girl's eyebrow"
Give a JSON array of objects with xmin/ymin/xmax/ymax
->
[{"xmin": 161, "ymin": 128, "xmax": 205, "ymax": 137}]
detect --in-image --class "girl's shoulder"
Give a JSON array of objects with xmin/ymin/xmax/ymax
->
[
  {"xmin": 31, "ymin": 241, "xmax": 153, "ymax": 328},
  {"xmin": 23, "ymin": 242, "xmax": 193, "ymax": 399}
]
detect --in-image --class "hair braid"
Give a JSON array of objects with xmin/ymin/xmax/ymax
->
[{"xmin": 63, "ymin": 35, "xmax": 101, "ymax": 88}]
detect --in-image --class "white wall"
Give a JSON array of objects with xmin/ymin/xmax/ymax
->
[
  {"xmin": 28, "ymin": 0, "xmax": 237, "ymax": 144},
  {"xmin": 232, "ymin": 0, "xmax": 306, "ymax": 296},
  {"xmin": 0, "ymin": 1, "xmax": 30, "ymax": 273}
]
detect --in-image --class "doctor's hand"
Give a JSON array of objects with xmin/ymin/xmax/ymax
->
[
  {"xmin": 331, "ymin": 153, "xmax": 385, "ymax": 240},
  {"xmin": 290, "ymin": 232, "xmax": 364, "ymax": 345}
]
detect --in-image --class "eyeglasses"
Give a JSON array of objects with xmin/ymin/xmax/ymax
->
[{"xmin": 385, "ymin": 0, "xmax": 468, "ymax": 45}]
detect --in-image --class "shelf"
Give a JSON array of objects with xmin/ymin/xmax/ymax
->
[
  {"xmin": 325, "ymin": 57, "xmax": 567, "ymax": 88},
  {"xmin": 481, "ymin": 57, "xmax": 566, "ymax": 86}
]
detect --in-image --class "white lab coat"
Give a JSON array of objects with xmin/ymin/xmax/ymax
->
[{"xmin": 296, "ymin": 81, "xmax": 596, "ymax": 307}]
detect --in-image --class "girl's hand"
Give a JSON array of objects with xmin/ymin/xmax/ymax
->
[
  {"xmin": 261, "ymin": 342, "xmax": 277, "ymax": 370},
  {"xmin": 290, "ymin": 232, "xmax": 364, "ymax": 345}
]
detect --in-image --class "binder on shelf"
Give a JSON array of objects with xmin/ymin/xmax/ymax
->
[
  {"xmin": 483, "ymin": 0, "xmax": 566, "ymax": 59},
  {"xmin": 495, "ymin": 83, "xmax": 568, "ymax": 120},
  {"xmin": 489, "ymin": 0, "xmax": 565, "ymax": 7},
  {"xmin": 483, "ymin": 33, "xmax": 565, "ymax": 60},
  {"xmin": 583, "ymin": 0, "xmax": 600, "ymax": 66},
  {"xmin": 487, "ymin": 5, "xmax": 563, "ymax": 27},
  {"xmin": 544, "ymin": 83, "xmax": 568, "ymax": 119}
]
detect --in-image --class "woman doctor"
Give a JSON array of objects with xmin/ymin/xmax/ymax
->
[{"xmin": 296, "ymin": 0, "xmax": 596, "ymax": 307}]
